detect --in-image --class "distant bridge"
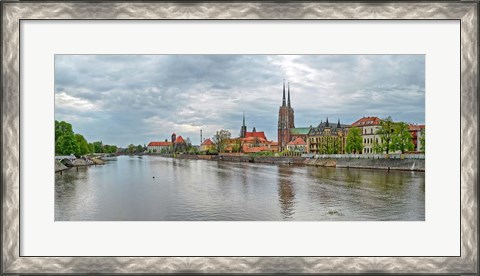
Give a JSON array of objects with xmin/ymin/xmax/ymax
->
[
  {"xmin": 55, "ymin": 155, "xmax": 76, "ymax": 167},
  {"xmin": 55, "ymin": 155, "xmax": 76, "ymax": 161}
]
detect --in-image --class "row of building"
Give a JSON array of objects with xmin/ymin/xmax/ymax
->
[
  {"xmin": 147, "ymin": 133, "xmax": 187, "ymax": 153},
  {"xmin": 220, "ymin": 80, "xmax": 424, "ymax": 154},
  {"xmin": 275, "ymin": 80, "xmax": 424, "ymax": 154},
  {"xmin": 148, "ymin": 81, "xmax": 425, "ymax": 155}
]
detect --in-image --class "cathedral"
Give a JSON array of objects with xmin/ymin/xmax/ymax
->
[
  {"xmin": 277, "ymin": 81, "xmax": 311, "ymax": 152},
  {"xmin": 277, "ymin": 80, "xmax": 295, "ymax": 151}
]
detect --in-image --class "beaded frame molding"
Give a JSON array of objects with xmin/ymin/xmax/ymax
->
[{"xmin": 2, "ymin": 1, "xmax": 478, "ymax": 274}]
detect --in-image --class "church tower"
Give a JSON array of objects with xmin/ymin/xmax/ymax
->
[
  {"xmin": 278, "ymin": 80, "xmax": 295, "ymax": 151},
  {"xmin": 287, "ymin": 82, "xmax": 295, "ymax": 130},
  {"xmin": 240, "ymin": 112, "xmax": 247, "ymax": 138}
]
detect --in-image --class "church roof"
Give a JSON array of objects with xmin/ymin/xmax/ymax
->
[
  {"xmin": 245, "ymin": 131, "xmax": 267, "ymax": 140},
  {"xmin": 174, "ymin": 136, "xmax": 185, "ymax": 144}
]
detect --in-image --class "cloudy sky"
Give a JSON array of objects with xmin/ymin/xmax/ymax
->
[{"xmin": 55, "ymin": 55, "xmax": 425, "ymax": 147}]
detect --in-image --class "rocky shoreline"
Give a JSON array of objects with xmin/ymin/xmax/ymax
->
[{"xmin": 55, "ymin": 157, "xmax": 107, "ymax": 173}]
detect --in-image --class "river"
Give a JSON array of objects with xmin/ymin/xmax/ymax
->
[{"xmin": 55, "ymin": 155, "xmax": 425, "ymax": 221}]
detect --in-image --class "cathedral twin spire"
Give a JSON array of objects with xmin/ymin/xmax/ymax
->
[{"xmin": 282, "ymin": 79, "xmax": 291, "ymax": 107}]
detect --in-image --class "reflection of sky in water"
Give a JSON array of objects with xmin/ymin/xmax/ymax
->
[{"xmin": 55, "ymin": 156, "xmax": 425, "ymax": 221}]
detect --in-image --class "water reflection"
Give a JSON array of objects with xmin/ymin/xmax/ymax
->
[
  {"xmin": 277, "ymin": 166, "xmax": 296, "ymax": 220},
  {"xmin": 55, "ymin": 156, "xmax": 425, "ymax": 221}
]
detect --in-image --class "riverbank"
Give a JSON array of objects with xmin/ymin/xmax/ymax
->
[
  {"xmin": 55, "ymin": 157, "xmax": 107, "ymax": 173},
  {"xmin": 172, "ymin": 154, "xmax": 425, "ymax": 172}
]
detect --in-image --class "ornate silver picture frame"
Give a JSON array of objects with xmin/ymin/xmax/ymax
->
[{"xmin": 2, "ymin": 1, "xmax": 477, "ymax": 274}]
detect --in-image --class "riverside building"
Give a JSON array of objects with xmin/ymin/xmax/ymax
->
[
  {"xmin": 350, "ymin": 116, "xmax": 382, "ymax": 154},
  {"xmin": 307, "ymin": 118, "xmax": 349, "ymax": 154}
]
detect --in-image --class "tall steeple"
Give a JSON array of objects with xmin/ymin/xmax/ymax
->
[
  {"xmin": 337, "ymin": 119, "xmax": 341, "ymax": 128},
  {"xmin": 240, "ymin": 112, "xmax": 247, "ymax": 138},
  {"xmin": 278, "ymin": 80, "xmax": 295, "ymax": 152},
  {"xmin": 287, "ymin": 82, "xmax": 291, "ymax": 107},
  {"xmin": 326, "ymin": 117, "xmax": 329, "ymax": 127}
]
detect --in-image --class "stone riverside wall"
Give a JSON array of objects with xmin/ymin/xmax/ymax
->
[
  {"xmin": 334, "ymin": 158, "xmax": 424, "ymax": 171},
  {"xmin": 173, "ymin": 154, "xmax": 425, "ymax": 171},
  {"xmin": 255, "ymin": 157, "xmax": 424, "ymax": 171},
  {"xmin": 253, "ymin": 156, "xmax": 305, "ymax": 165},
  {"xmin": 176, "ymin": 154, "xmax": 217, "ymax": 161}
]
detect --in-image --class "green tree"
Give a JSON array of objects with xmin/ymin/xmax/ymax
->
[
  {"xmin": 419, "ymin": 129, "xmax": 425, "ymax": 152},
  {"xmin": 232, "ymin": 139, "xmax": 243, "ymax": 153},
  {"xmin": 345, "ymin": 126, "xmax": 363, "ymax": 154},
  {"xmin": 75, "ymin": 134, "xmax": 90, "ymax": 156},
  {"xmin": 92, "ymin": 141, "xmax": 104, "ymax": 153},
  {"xmin": 102, "ymin": 144, "xmax": 118, "ymax": 154},
  {"xmin": 127, "ymin": 144, "xmax": 136, "ymax": 155},
  {"xmin": 372, "ymin": 138, "xmax": 383, "ymax": 154},
  {"xmin": 188, "ymin": 146, "xmax": 198, "ymax": 154},
  {"xmin": 55, "ymin": 120, "xmax": 75, "ymax": 142},
  {"xmin": 55, "ymin": 120, "xmax": 79, "ymax": 155},
  {"xmin": 332, "ymin": 138, "xmax": 340, "ymax": 154},
  {"xmin": 391, "ymin": 122, "xmax": 414, "ymax": 153},
  {"xmin": 88, "ymin": 143, "xmax": 95, "ymax": 154},
  {"xmin": 136, "ymin": 144, "xmax": 144, "ymax": 154},
  {"xmin": 323, "ymin": 137, "xmax": 339, "ymax": 154},
  {"xmin": 212, "ymin": 129, "xmax": 231, "ymax": 153},
  {"xmin": 56, "ymin": 133, "xmax": 79, "ymax": 155},
  {"xmin": 376, "ymin": 117, "xmax": 396, "ymax": 154}
]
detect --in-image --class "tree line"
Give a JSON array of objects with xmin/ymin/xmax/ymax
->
[{"xmin": 55, "ymin": 120, "xmax": 117, "ymax": 156}]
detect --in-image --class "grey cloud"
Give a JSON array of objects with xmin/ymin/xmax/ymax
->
[{"xmin": 55, "ymin": 55, "xmax": 424, "ymax": 147}]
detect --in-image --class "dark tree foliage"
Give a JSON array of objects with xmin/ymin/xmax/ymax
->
[{"xmin": 55, "ymin": 120, "xmax": 118, "ymax": 156}]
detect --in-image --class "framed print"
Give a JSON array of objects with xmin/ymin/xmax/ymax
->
[{"xmin": 2, "ymin": 1, "xmax": 478, "ymax": 274}]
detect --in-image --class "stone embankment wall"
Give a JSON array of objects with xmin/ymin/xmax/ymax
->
[
  {"xmin": 254, "ymin": 156, "xmax": 305, "ymax": 165},
  {"xmin": 173, "ymin": 154, "xmax": 425, "ymax": 172},
  {"xmin": 310, "ymin": 158, "xmax": 425, "ymax": 171},
  {"xmin": 176, "ymin": 154, "xmax": 217, "ymax": 161},
  {"xmin": 252, "ymin": 157, "xmax": 424, "ymax": 171},
  {"xmin": 217, "ymin": 155, "xmax": 250, "ymax": 162}
]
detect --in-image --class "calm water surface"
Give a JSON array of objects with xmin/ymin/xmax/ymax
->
[{"xmin": 55, "ymin": 155, "xmax": 425, "ymax": 221}]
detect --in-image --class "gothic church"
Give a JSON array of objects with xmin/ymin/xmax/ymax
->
[{"xmin": 278, "ymin": 80, "xmax": 295, "ymax": 151}]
